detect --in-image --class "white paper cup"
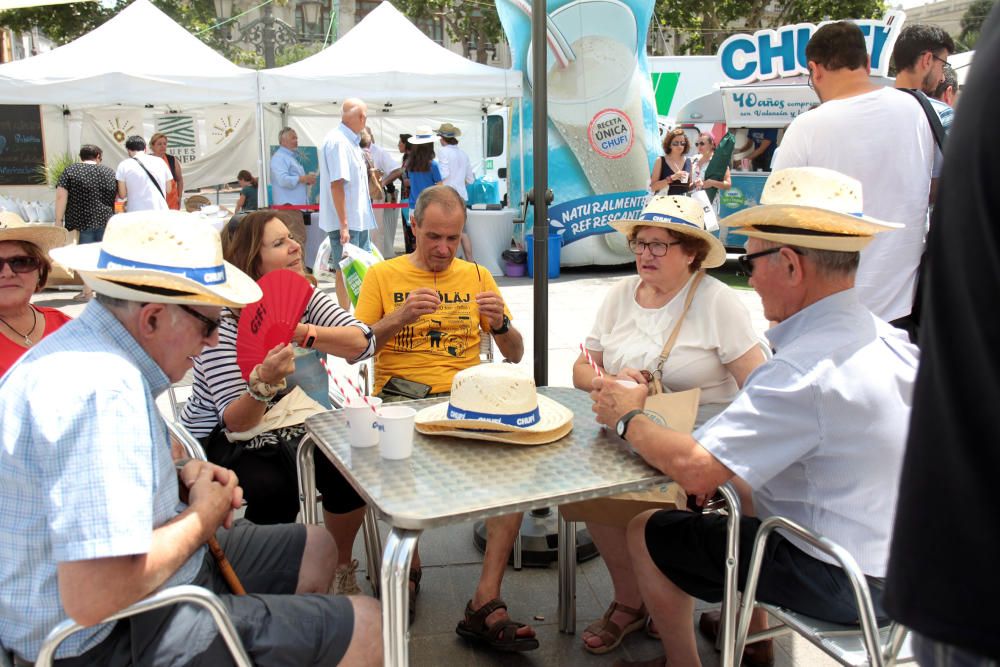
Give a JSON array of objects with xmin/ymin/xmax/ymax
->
[
  {"xmin": 377, "ymin": 405, "xmax": 417, "ymax": 460},
  {"xmin": 345, "ymin": 396, "xmax": 383, "ymax": 448},
  {"xmin": 678, "ymin": 171, "xmax": 689, "ymax": 183}
]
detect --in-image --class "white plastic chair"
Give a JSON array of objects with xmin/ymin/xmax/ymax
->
[{"xmin": 714, "ymin": 484, "xmax": 912, "ymax": 667}]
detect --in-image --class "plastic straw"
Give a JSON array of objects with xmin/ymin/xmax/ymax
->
[
  {"xmin": 579, "ymin": 343, "xmax": 603, "ymax": 377},
  {"xmin": 319, "ymin": 359, "xmax": 379, "ymax": 415},
  {"xmin": 509, "ymin": 0, "xmax": 575, "ymax": 69}
]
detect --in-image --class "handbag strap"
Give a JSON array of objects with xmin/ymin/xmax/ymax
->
[
  {"xmin": 652, "ymin": 270, "xmax": 705, "ymax": 393},
  {"xmin": 133, "ymin": 156, "xmax": 166, "ymax": 201}
]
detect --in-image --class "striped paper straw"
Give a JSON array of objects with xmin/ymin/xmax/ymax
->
[
  {"xmin": 579, "ymin": 343, "xmax": 603, "ymax": 377},
  {"xmin": 319, "ymin": 359, "xmax": 379, "ymax": 415}
]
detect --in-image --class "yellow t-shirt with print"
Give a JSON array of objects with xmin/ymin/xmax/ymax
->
[{"xmin": 355, "ymin": 256, "xmax": 512, "ymax": 395}]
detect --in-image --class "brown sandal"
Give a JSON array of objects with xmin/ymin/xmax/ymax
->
[
  {"xmin": 455, "ymin": 597, "xmax": 539, "ymax": 652},
  {"xmin": 582, "ymin": 601, "xmax": 648, "ymax": 655}
]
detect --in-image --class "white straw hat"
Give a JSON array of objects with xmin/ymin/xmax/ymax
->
[
  {"xmin": 50, "ymin": 210, "xmax": 262, "ymax": 307},
  {"xmin": 610, "ymin": 195, "xmax": 727, "ymax": 268},
  {"xmin": 722, "ymin": 167, "xmax": 902, "ymax": 251},
  {"xmin": 414, "ymin": 364, "xmax": 573, "ymax": 445},
  {"xmin": 435, "ymin": 122, "xmax": 462, "ymax": 138},
  {"xmin": 408, "ymin": 126, "xmax": 438, "ymax": 145}
]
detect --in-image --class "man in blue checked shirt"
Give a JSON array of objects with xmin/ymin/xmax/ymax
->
[{"xmin": 0, "ymin": 210, "xmax": 381, "ymax": 666}]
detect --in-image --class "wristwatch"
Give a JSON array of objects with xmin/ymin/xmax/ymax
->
[
  {"xmin": 490, "ymin": 314, "xmax": 510, "ymax": 335},
  {"xmin": 615, "ymin": 409, "xmax": 645, "ymax": 439}
]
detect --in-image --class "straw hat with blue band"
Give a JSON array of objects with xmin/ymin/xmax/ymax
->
[
  {"xmin": 610, "ymin": 195, "xmax": 727, "ymax": 268},
  {"xmin": 435, "ymin": 122, "xmax": 462, "ymax": 138},
  {"xmin": 414, "ymin": 365, "xmax": 574, "ymax": 446},
  {"xmin": 722, "ymin": 167, "xmax": 903, "ymax": 252},
  {"xmin": 50, "ymin": 210, "xmax": 262, "ymax": 308},
  {"xmin": 408, "ymin": 126, "xmax": 437, "ymax": 145}
]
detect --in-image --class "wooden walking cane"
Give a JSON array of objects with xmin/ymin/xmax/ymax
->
[{"xmin": 177, "ymin": 461, "xmax": 246, "ymax": 595}]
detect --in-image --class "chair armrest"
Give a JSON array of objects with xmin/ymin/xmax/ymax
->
[
  {"xmin": 164, "ymin": 419, "xmax": 209, "ymax": 462},
  {"xmin": 35, "ymin": 585, "xmax": 251, "ymax": 667}
]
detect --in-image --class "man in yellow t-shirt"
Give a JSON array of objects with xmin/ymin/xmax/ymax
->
[{"xmin": 355, "ymin": 185, "xmax": 536, "ymax": 652}]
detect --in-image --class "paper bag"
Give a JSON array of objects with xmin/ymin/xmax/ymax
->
[
  {"xmin": 225, "ymin": 386, "xmax": 327, "ymax": 442},
  {"xmin": 560, "ymin": 388, "xmax": 701, "ymax": 526}
]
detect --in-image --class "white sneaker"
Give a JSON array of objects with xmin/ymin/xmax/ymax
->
[{"xmin": 332, "ymin": 559, "xmax": 362, "ymax": 595}]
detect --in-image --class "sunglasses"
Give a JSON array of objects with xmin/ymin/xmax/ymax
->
[
  {"xmin": 737, "ymin": 246, "xmax": 803, "ymax": 276},
  {"xmin": 670, "ymin": 141, "xmax": 687, "ymax": 147},
  {"xmin": 178, "ymin": 304, "xmax": 221, "ymax": 338},
  {"xmin": 628, "ymin": 239, "xmax": 682, "ymax": 257},
  {"xmin": 0, "ymin": 255, "xmax": 41, "ymax": 274},
  {"xmin": 695, "ymin": 141, "xmax": 708, "ymax": 146}
]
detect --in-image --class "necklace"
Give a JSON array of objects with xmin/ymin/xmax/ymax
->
[{"xmin": 0, "ymin": 306, "xmax": 38, "ymax": 347}]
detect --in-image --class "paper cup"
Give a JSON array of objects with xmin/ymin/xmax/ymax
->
[
  {"xmin": 345, "ymin": 396, "xmax": 383, "ymax": 448},
  {"xmin": 377, "ymin": 405, "xmax": 417, "ymax": 460},
  {"xmin": 678, "ymin": 171, "xmax": 689, "ymax": 183}
]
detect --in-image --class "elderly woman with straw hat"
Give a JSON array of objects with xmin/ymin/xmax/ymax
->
[
  {"xmin": 0, "ymin": 212, "xmax": 70, "ymax": 376},
  {"xmin": 571, "ymin": 195, "xmax": 766, "ymax": 655}
]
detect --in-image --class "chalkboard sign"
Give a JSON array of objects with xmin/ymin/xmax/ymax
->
[{"xmin": 0, "ymin": 105, "xmax": 45, "ymax": 186}]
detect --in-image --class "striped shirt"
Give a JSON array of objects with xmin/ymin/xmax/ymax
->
[
  {"xmin": 181, "ymin": 288, "xmax": 373, "ymax": 437},
  {"xmin": 0, "ymin": 301, "xmax": 204, "ymax": 661}
]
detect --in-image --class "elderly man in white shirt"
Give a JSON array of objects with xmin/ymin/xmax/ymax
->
[
  {"xmin": 319, "ymin": 99, "xmax": 379, "ymax": 308},
  {"xmin": 591, "ymin": 168, "xmax": 918, "ymax": 667},
  {"xmin": 269, "ymin": 127, "xmax": 317, "ymax": 206}
]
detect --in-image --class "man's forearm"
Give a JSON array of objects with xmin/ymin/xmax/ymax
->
[
  {"xmin": 370, "ymin": 309, "xmax": 412, "ymax": 351},
  {"xmin": 493, "ymin": 327, "xmax": 524, "ymax": 363},
  {"xmin": 332, "ymin": 180, "xmax": 349, "ymax": 229}
]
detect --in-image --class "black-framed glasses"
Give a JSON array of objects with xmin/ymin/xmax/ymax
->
[
  {"xmin": 0, "ymin": 255, "xmax": 41, "ymax": 274},
  {"xmin": 177, "ymin": 304, "xmax": 221, "ymax": 338},
  {"xmin": 628, "ymin": 239, "xmax": 682, "ymax": 257},
  {"xmin": 807, "ymin": 68, "xmax": 815, "ymax": 90},
  {"xmin": 928, "ymin": 51, "xmax": 949, "ymax": 67},
  {"xmin": 737, "ymin": 246, "xmax": 803, "ymax": 276},
  {"xmin": 695, "ymin": 141, "xmax": 707, "ymax": 146}
]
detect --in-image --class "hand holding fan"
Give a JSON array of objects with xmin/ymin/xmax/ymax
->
[{"xmin": 236, "ymin": 269, "xmax": 313, "ymax": 381}]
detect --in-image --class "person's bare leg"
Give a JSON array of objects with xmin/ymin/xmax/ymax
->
[
  {"xmin": 583, "ymin": 522, "xmax": 645, "ymax": 649},
  {"xmin": 296, "ymin": 524, "xmax": 337, "ymax": 593},
  {"xmin": 470, "ymin": 513, "xmax": 534, "ymax": 638},
  {"xmin": 627, "ymin": 511, "xmax": 701, "ymax": 667},
  {"xmin": 323, "ymin": 507, "xmax": 366, "ymax": 568},
  {"xmin": 461, "ymin": 232, "xmax": 475, "ymax": 263},
  {"xmin": 337, "ymin": 596, "xmax": 384, "ymax": 667},
  {"xmin": 334, "ymin": 270, "xmax": 349, "ymax": 310}
]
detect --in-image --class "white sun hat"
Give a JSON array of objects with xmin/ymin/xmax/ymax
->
[
  {"xmin": 50, "ymin": 210, "xmax": 262, "ymax": 307},
  {"xmin": 414, "ymin": 364, "xmax": 573, "ymax": 445},
  {"xmin": 722, "ymin": 167, "xmax": 903, "ymax": 252},
  {"xmin": 408, "ymin": 126, "xmax": 438, "ymax": 145},
  {"xmin": 610, "ymin": 195, "xmax": 727, "ymax": 268},
  {"xmin": 0, "ymin": 211, "xmax": 69, "ymax": 254}
]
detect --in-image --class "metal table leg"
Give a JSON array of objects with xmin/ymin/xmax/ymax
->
[
  {"xmin": 557, "ymin": 513, "xmax": 577, "ymax": 633},
  {"xmin": 363, "ymin": 507, "xmax": 384, "ymax": 597},
  {"xmin": 381, "ymin": 528, "xmax": 420, "ymax": 667},
  {"xmin": 296, "ymin": 434, "xmax": 318, "ymax": 525}
]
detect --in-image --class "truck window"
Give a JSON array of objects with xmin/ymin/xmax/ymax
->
[{"xmin": 486, "ymin": 115, "xmax": 504, "ymax": 158}]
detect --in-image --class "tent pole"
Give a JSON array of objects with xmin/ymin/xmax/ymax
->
[
  {"xmin": 531, "ymin": 0, "xmax": 549, "ymax": 387},
  {"xmin": 518, "ymin": 96, "xmax": 524, "ymax": 228},
  {"xmin": 256, "ymin": 97, "xmax": 268, "ymax": 209}
]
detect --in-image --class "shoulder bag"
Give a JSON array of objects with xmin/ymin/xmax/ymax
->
[{"xmin": 133, "ymin": 156, "xmax": 167, "ymax": 204}]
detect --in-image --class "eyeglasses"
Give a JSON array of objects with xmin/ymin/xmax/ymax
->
[
  {"xmin": 0, "ymin": 255, "xmax": 41, "ymax": 274},
  {"xmin": 628, "ymin": 239, "xmax": 682, "ymax": 257},
  {"xmin": 695, "ymin": 141, "xmax": 708, "ymax": 147},
  {"xmin": 807, "ymin": 68, "xmax": 815, "ymax": 90},
  {"xmin": 928, "ymin": 51, "xmax": 949, "ymax": 67},
  {"xmin": 177, "ymin": 304, "xmax": 221, "ymax": 338},
  {"xmin": 737, "ymin": 246, "xmax": 803, "ymax": 276}
]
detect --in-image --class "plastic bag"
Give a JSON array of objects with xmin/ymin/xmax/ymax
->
[
  {"xmin": 338, "ymin": 242, "xmax": 384, "ymax": 306},
  {"xmin": 691, "ymin": 190, "xmax": 720, "ymax": 233}
]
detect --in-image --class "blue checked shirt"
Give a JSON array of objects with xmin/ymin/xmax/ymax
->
[{"xmin": 0, "ymin": 301, "xmax": 204, "ymax": 661}]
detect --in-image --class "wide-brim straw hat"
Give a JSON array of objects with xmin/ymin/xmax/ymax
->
[
  {"xmin": 414, "ymin": 364, "xmax": 573, "ymax": 446},
  {"xmin": 435, "ymin": 122, "xmax": 462, "ymax": 138},
  {"xmin": 0, "ymin": 211, "xmax": 69, "ymax": 254},
  {"xmin": 610, "ymin": 195, "xmax": 727, "ymax": 268},
  {"xmin": 50, "ymin": 210, "xmax": 262, "ymax": 307},
  {"xmin": 408, "ymin": 126, "xmax": 438, "ymax": 144},
  {"xmin": 722, "ymin": 167, "xmax": 903, "ymax": 252}
]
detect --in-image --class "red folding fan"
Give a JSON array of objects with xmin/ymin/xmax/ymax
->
[{"xmin": 236, "ymin": 269, "xmax": 313, "ymax": 381}]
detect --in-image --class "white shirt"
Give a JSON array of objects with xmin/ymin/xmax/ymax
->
[
  {"xmin": 585, "ymin": 273, "xmax": 759, "ymax": 405},
  {"xmin": 269, "ymin": 145, "xmax": 309, "ymax": 205},
  {"xmin": 437, "ymin": 143, "xmax": 475, "ymax": 201},
  {"xmin": 115, "ymin": 153, "xmax": 173, "ymax": 212},
  {"xmin": 772, "ymin": 87, "xmax": 936, "ymax": 321},
  {"xmin": 697, "ymin": 290, "xmax": 919, "ymax": 576},
  {"xmin": 368, "ymin": 143, "xmax": 399, "ymax": 176},
  {"xmin": 318, "ymin": 123, "xmax": 377, "ymax": 234}
]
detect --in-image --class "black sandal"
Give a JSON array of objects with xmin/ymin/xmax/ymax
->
[
  {"xmin": 408, "ymin": 567, "xmax": 422, "ymax": 623},
  {"xmin": 455, "ymin": 597, "xmax": 540, "ymax": 652}
]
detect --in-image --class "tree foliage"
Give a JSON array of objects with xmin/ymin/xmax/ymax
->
[
  {"xmin": 653, "ymin": 0, "xmax": 887, "ymax": 55},
  {"xmin": 959, "ymin": 0, "xmax": 997, "ymax": 49},
  {"xmin": 391, "ymin": 0, "xmax": 503, "ymax": 64}
]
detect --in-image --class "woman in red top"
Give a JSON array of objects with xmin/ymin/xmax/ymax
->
[{"xmin": 0, "ymin": 213, "xmax": 71, "ymax": 375}]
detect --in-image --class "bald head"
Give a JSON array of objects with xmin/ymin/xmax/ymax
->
[{"xmin": 342, "ymin": 98, "xmax": 368, "ymax": 133}]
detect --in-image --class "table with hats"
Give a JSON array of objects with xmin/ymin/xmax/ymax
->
[{"xmin": 298, "ymin": 365, "xmax": 673, "ymax": 666}]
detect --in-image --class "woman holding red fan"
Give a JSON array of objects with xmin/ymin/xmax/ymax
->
[{"xmin": 181, "ymin": 210, "xmax": 381, "ymax": 595}]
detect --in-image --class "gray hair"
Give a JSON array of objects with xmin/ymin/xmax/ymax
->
[
  {"xmin": 278, "ymin": 127, "xmax": 296, "ymax": 143},
  {"xmin": 412, "ymin": 184, "xmax": 466, "ymax": 227},
  {"xmin": 758, "ymin": 240, "xmax": 859, "ymax": 277}
]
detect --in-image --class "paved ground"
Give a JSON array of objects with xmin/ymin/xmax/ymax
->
[{"xmin": 34, "ymin": 245, "xmax": 853, "ymax": 667}]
